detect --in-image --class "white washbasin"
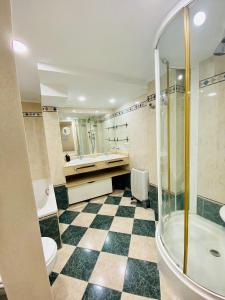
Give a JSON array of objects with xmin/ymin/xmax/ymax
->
[
  {"xmin": 67, "ymin": 157, "xmax": 95, "ymax": 166},
  {"xmin": 66, "ymin": 154, "xmax": 127, "ymax": 167},
  {"xmin": 96, "ymin": 154, "xmax": 125, "ymax": 161}
]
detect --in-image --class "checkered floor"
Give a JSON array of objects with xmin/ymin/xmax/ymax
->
[{"xmin": 50, "ymin": 189, "xmax": 161, "ymax": 300}]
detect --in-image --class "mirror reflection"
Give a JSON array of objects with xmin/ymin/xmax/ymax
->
[{"xmin": 59, "ymin": 110, "xmax": 107, "ymax": 156}]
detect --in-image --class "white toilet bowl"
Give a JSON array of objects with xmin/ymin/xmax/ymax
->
[
  {"xmin": 0, "ymin": 237, "xmax": 57, "ymax": 294},
  {"xmin": 41, "ymin": 237, "xmax": 58, "ymax": 275}
]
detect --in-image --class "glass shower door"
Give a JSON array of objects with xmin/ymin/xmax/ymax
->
[
  {"xmin": 158, "ymin": 10, "xmax": 186, "ymax": 270},
  {"xmin": 187, "ymin": 0, "xmax": 225, "ymax": 296}
]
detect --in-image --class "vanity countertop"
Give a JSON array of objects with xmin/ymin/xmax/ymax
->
[{"xmin": 65, "ymin": 153, "xmax": 128, "ymax": 167}]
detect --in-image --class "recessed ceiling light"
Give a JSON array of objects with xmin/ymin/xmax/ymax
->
[
  {"xmin": 193, "ymin": 11, "xmax": 206, "ymax": 26},
  {"xmin": 12, "ymin": 40, "xmax": 28, "ymax": 54},
  {"xmin": 208, "ymin": 92, "xmax": 217, "ymax": 97},
  {"xmin": 95, "ymin": 110, "xmax": 99, "ymax": 113},
  {"xmin": 109, "ymin": 98, "xmax": 115, "ymax": 104},
  {"xmin": 78, "ymin": 96, "xmax": 86, "ymax": 102},
  {"xmin": 178, "ymin": 74, "xmax": 183, "ymax": 81},
  {"xmin": 72, "ymin": 110, "xmax": 76, "ymax": 113}
]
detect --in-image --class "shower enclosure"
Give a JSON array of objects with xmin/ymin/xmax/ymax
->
[{"xmin": 154, "ymin": 0, "xmax": 225, "ymax": 299}]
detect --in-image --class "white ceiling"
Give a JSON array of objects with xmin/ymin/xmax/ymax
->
[
  {"xmin": 11, "ymin": 0, "xmax": 179, "ymax": 108},
  {"xmin": 158, "ymin": 0, "xmax": 225, "ymax": 71}
]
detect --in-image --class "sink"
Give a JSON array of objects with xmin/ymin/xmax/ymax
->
[
  {"xmin": 96, "ymin": 154, "xmax": 124, "ymax": 161},
  {"xmin": 66, "ymin": 153, "xmax": 127, "ymax": 167},
  {"xmin": 67, "ymin": 157, "xmax": 95, "ymax": 166}
]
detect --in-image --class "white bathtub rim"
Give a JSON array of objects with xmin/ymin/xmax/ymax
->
[
  {"xmin": 156, "ymin": 224, "xmax": 225, "ymax": 300},
  {"xmin": 37, "ymin": 184, "xmax": 57, "ymax": 219}
]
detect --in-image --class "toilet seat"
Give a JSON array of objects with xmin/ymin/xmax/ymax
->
[{"xmin": 0, "ymin": 237, "xmax": 57, "ymax": 290}]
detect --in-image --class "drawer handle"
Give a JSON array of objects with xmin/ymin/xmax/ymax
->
[
  {"xmin": 107, "ymin": 159, "xmax": 124, "ymax": 164},
  {"xmin": 87, "ymin": 181, "xmax": 95, "ymax": 184},
  {"xmin": 76, "ymin": 164, "xmax": 96, "ymax": 170}
]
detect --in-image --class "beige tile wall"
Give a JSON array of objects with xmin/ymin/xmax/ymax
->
[
  {"xmin": 0, "ymin": 1, "xmax": 52, "ymax": 298},
  {"xmin": 43, "ymin": 111, "xmax": 66, "ymax": 185},
  {"xmin": 198, "ymin": 56, "xmax": 225, "ymax": 203},
  {"xmin": 22, "ymin": 102, "xmax": 50, "ymax": 180},
  {"xmin": 104, "ymin": 81, "xmax": 158, "ymax": 185}
]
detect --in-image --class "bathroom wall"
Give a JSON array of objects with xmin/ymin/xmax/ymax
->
[
  {"xmin": 104, "ymin": 72, "xmax": 185, "ymax": 193},
  {"xmin": 0, "ymin": 1, "xmax": 52, "ymax": 298},
  {"xmin": 103, "ymin": 80, "xmax": 158, "ymax": 186},
  {"xmin": 22, "ymin": 102, "xmax": 50, "ymax": 180},
  {"xmin": 197, "ymin": 55, "xmax": 225, "ymax": 204},
  {"xmin": 42, "ymin": 107, "xmax": 66, "ymax": 186}
]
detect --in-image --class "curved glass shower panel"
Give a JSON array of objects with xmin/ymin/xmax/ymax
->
[
  {"xmin": 188, "ymin": 0, "xmax": 225, "ymax": 296},
  {"xmin": 158, "ymin": 10, "xmax": 185, "ymax": 269}
]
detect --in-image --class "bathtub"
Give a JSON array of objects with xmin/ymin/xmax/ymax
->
[
  {"xmin": 32, "ymin": 179, "xmax": 58, "ymax": 218},
  {"xmin": 156, "ymin": 212, "xmax": 225, "ymax": 300}
]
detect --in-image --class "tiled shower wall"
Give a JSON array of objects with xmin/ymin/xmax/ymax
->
[
  {"xmin": 195, "ymin": 55, "xmax": 225, "ymax": 225},
  {"xmin": 198, "ymin": 55, "xmax": 225, "ymax": 205},
  {"xmin": 103, "ymin": 56, "xmax": 225, "ymax": 225}
]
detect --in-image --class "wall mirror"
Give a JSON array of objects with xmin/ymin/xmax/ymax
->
[{"xmin": 58, "ymin": 108, "xmax": 116, "ymax": 156}]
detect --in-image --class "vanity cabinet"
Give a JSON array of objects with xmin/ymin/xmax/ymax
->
[
  {"xmin": 68, "ymin": 178, "xmax": 112, "ymax": 204},
  {"xmin": 65, "ymin": 154, "xmax": 130, "ymax": 204},
  {"xmin": 64, "ymin": 156, "xmax": 129, "ymax": 177}
]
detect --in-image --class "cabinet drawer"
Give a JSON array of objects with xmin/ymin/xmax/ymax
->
[{"xmin": 68, "ymin": 178, "xmax": 112, "ymax": 204}]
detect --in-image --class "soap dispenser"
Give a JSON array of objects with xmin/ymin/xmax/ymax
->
[{"xmin": 65, "ymin": 153, "xmax": 70, "ymax": 162}]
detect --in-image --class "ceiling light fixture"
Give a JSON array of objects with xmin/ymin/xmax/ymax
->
[
  {"xmin": 178, "ymin": 74, "xmax": 183, "ymax": 81},
  {"xmin": 12, "ymin": 40, "xmax": 28, "ymax": 54},
  {"xmin": 109, "ymin": 98, "xmax": 115, "ymax": 104},
  {"xmin": 78, "ymin": 96, "xmax": 86, "ymax": 102},
  {"xmin": 193, "ymin": 11, "xmax": 206, "ymax": 26}
]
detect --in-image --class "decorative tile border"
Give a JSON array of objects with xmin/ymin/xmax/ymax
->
[
  {"xmin": 106, "ymin": 93, "xmax": 156, "ymax": 120},
  {"xmin": 200, "ymin": 71, "xmax": 225, "ymax": 88},
  {"xmin": 105, "ymin": 84, "xmax": 184, "ymax": 120},
  {"xmin": 42, "ymin": 106, "xmax": 57, "ymax": 112},
  {"xmin": 23, "ymin": 112, "xmax": 42, "ymax": 117},
  {"xmin": 162, "ymin": 84, "xmax": 185, "ymax": 95}
]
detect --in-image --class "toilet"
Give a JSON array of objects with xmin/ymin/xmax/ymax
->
[
  {"xmin": 41, "ymin": 237, "xmax": 58, "ymax": 275},
  {"xmin": 0, "ymin": 237, "xmax": 57, "ymax": 294}
]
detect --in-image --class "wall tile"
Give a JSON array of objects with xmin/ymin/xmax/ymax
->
[
  {"xmin": 54, "ymin": 185, "xmax": 69, "ymax": 209},
  {"xmin": 149, "ymin": 184, "xmax": 158, "ymax": 221},
  {"xmin": 39, "ymin": 215, "xmax": 62, "ymax": 249},
  {"xmin": 197, "ymin": 196, "xmax": 224, "ymax": 226},
  {"xmin": 176, "ymin": 192, "xmax": 184, "ymax": 210}
]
